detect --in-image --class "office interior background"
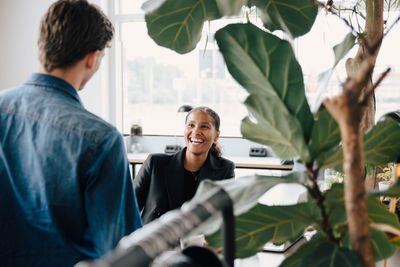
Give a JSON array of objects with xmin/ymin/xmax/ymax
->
[
  {"xmin": 1, "ymin": 1, "xmax": 400, "ymax": 266},
  {"xmin": 1, "ymin": 0, "xmax": 399, "ymax": 140}
]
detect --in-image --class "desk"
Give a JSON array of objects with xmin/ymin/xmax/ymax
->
[{"xmin": 127, "ymin": 153, "xmax": 293, "ymax": 178}]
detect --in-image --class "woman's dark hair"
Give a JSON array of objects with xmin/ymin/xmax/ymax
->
[
  {"xmin": 185, "ymin": 106, "xmax": 223, "ymax": 157},
  {"xmin": 38, "ymin": 0, "xmax": 114, "ymax": 72}
]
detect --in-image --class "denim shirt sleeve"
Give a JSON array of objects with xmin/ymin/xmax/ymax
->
[{"xmin": 84, "ymin": 131, "xmax": 142, "ymax": 255}]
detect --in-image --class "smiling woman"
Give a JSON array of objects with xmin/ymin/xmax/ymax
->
[
  {"xmin": 184, "ymin": 106, "xmax": 221, "ymax": 160},
  {"xmin": 132, "ymin": 106, "xmax": 235, "ymax": 224}
]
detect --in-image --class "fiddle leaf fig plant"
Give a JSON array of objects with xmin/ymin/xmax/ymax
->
[
  {"xmin": 143, "ymin": 0, "xmax": 234, "ymax": 54},
  {"xmin": 206, "ymin": 201, "xmax": 320, "ymax": 258},
  {"xmin": 249, "ymin": 0, "xmax": 318, "ymax": 38},
  {"xmin": 143, "ymin": 0, "xmax": 400, "ymax": 265},
  {"xmin": 318, "ymin": 113, "xmax": 400, "ymax": 172}
]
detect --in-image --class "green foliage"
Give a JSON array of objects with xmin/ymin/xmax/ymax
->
[
  {"xmin": 323, "ymin": 184, "xmax": 347, "ymax": 232},
  {"xmin": 333, "ymin": 32, "xmax": 356, "ymax": 66},
  {"xmin": 186, "ymin": 172, "xmax": 310, "ymax": 236},
  {"xmin": 280, "ymin": 233, "xmax": 362, "ymax": 267},
  {"xmin": 143, "ymin": 0, "xmax": 400, "ymax": 265},
  {"xmin": 314, "ymin": 182, "xmax": 400, "ymax": 261},
  {"xmin": 370, "ymin": 230, "xmax": 398, "ymax": 260},
  {"xmin": 214, "ymin": 23, "xmax": 314, "ymax": 144},
  {"xmin": 215, "ymin": 0, "xmax": 243, "ymax": 16},
  {"xmin": 308, "ymin": 110, "xmax": 341, "ymax": 163},
  {"xmin": 249, "ymin": 0, "xmax": 318, "ymax": 38},
  {"xmin": 200, "ymin": 179, "xmax": 400, "ymax": 262},
  {"xmin": 319, "ymin": 113, "xmax": 400, "ymax": 171},
  {"xmin": 342, "ymin": 230, "xmax": 397, "ymax": 261},
  {"xmin": 241, "ymin": 94, "xmax": 310, "ymax": 161},
  {"xmin": 206, "ymin": 202, "xmax": 320, "ymax": 258},
  {"xmin": 215, "ymin": 172, "xmax": 311, "ymax": 215},
  {"xmin": 368, "ymin": 197, "xmax": 400, "ymax": 228},
  {"xmin": 364, "ymin": 115, "xmax": 400, "ymax": 166},
  {"xmin": 144, "ymin": 0, "xmax": 222, "ymax": 54},
  {"xmin": 370, "ymin": 178, "xmax": 400, "ymax": 198},
  {"xmin": 324, "ymin": 183, "xmax": 400, "ymax": 261}
]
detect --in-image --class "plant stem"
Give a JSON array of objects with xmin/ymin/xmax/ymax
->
[
  {"xmin": 306, "ymin": 166, "xmax": 339, "ymax": 244},
  {"xmin": 324, "ymin": 59, "xmax": 377, "ymax": 267}
]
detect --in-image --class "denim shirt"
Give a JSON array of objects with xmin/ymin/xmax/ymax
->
[{"xmin": 0, "ymin": 73, "xmax": 142, "ymax": 266}]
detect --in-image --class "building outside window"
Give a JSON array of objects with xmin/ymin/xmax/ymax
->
[{"xmin": 112, "ymin": 0, "xmax": 400, "ymax": 136}]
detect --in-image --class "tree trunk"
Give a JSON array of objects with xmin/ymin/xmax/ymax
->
[
  {"xmin": 323, "ymin": 0, "xmax": 384, "ymax": 265},
  {"xmin": 324, "ymin": 89, "xmax": 375, "ymax": 267},
  {"xmin": 345, "ymin": 0, "xmax": 384, "ymax": 192}
]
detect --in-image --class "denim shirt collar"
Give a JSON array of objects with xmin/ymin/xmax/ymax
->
[{"xmin": 24, "ymin": 73, "xmax": 83, "ymax": 104}]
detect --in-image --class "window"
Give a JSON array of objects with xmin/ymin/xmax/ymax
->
[
  {"xmin": 297, "ymin": 9, "xmax": 400, "ymax": 121},
  {"xmin": 114, "ymin": 1, "xmax": 249, "ymax": 136},
  {"xmin": 112, "ymin": 1, "xmax": 400, "ymax": 136}
]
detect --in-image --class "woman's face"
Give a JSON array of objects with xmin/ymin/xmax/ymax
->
[{"xmin": 184, "ymin": 110, "xmax": 220, "ymax": 156}]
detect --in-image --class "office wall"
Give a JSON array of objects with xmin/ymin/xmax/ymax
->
[
  {"xmin": 0, "ymin": 0, "xmax": 51, "ymax": 89},
  {"xmin": 0, "ymin": 0, "xmax": 109, "ymax": 121}
]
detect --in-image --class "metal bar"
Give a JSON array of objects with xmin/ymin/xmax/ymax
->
[
  {"xmin": 76, "ymin": 188, "xmax": 234, "ymax": 267},
  {"xmin": 222, "ymin": 204, "xmax": 235, "ymax": 267}
]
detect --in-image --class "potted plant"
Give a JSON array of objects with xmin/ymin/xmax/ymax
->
[
  {"xmin": 129, "ymin": 123, "xmax": 143, "ymax": 153},
  {"xmin": 141, "ymin": 0, "xmax": 400, "ymax": 265},
  {"xmin": 130, "ymin": 123, "xmax": 143, "ymax": 136},
  {"xmin": 377, "ymin": 164, "xmax": 395, "ymax": 191}
]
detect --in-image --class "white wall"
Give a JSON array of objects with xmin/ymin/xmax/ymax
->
[
  {"xmin": 0, "ymin": 0, "xmax": 111, "ymax": 123},
  {"xmin": 0, "ymin": 0, "xmax": 52, "ymax": 89}
]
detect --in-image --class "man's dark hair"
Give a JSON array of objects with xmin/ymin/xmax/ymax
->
[{"xmin": 38, "ymin": 0, "xmax": 114, "ymax": 72}]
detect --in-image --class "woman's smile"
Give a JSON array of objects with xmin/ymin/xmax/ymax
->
[{"xmin": 184, "ymin": 110, "xmax": 219, "ymax": 155}]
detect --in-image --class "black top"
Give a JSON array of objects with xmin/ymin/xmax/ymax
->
[
  {"xmin": 183, "ymin": 169, "xmax": 200, "ymax": 202},
  {"xmin": 133, "ymin": 147, "xmax": 235, "ymax": 224}
]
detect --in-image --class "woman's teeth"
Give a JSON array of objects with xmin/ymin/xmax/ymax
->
[{"xmin": 190, "ymin": 138, "xmax": 204, "ymax": 144}]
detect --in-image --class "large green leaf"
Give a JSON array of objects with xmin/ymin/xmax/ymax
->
[
  {"xmin": 323, "ymin": 183, "xmax": 347, "ymax": 232},
  {"xmin": 143, "ymin": 0, "xmax": 221, "ymax": 54},
  {"xmin": 280, "ymin": 233, "xmax": 362, "ymax": 267},
  {"xmin": 300, "ymin": 242, "xmax": 362, "ymax": 267},
  {"xmin": 311, "ymin": 68, "xmax": 334, "ymax": 112},
  {"xmin": 324, "ymin": 183, "xmax": 400, "ymax": 255},
  {"xmin": 214, "ymin": 172, "xmax": 310, "ymax": 215},
  {"xmin": 241, "ymin": 94, "xmax": 310, "ymax": 161},
  {"xmin": 326, "ymin": 184, "xmax": 400, "ymax": 261},
  {"xmin": 325, "ymin": 183, "xmax": 400, "ymax": 230},
  {"xmin": 342, "ymin": 229, "xmax": 398, "ymax": 261},
  {"xmin": 310, "ymin": 33, "xmax": 355, "ymax": 112},
  {"xmin": 368, "ymin": 197, "xmax": 400, "ymax": 229},
  {"xmin": 309, "ymin": 110, "xmax": 341, "ymax": 162},
  {"xmin": 370, "ymin": 230, "xmax": 398, "ymax": 261},
  {"xmin": 369, "ymin": 178, "xmax": 400, "ymax": 198},
  {"xmin": 280, "ymin": 233, "xmax": 325, "ymax": 267},
  {"xmin": 182, "ymin": 172, "xmax": 309, "ymax": 236},
  {"xmin": 333, "ymin": 32, "xmax": 356, "ymax": 67},
  {"xmin": 390, "ymin": 236, "xmax": 400, "ymax": 247},
  {"xmin": 215, "ymin": 23, "xmax": 314, "ymax": 141},
  {"xmin": 216, "ymin": 0, "xmax": 243, "ymax": 16},
  {"xmin": 249, "ymin": 0, "xmax": 318, "ymax": 38},
  {"xmin": 317, "ymin": 146, "xmax": 343, "ymax": 172},
  {"xmin": 206, "ymin": 202, "xmax": 320, "ymax": 258},
  {"xmin": 319, "ymin": 112, "xmax": 400, "ymax": 171},
  {"xmin": 363, "ymin": 114, "xmax": 400, "ymax": 166}
]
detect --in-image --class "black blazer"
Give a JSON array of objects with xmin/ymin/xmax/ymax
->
[{"xmin": 133, "ymin": 148, "xmax": 235, "ymax": 224}]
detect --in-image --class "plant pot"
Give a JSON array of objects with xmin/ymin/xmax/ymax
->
[
  {"xmin": 378, "ymin": 181, "xmax": 392, "ymax": 202},
  {"xmin": 378, "ymin": 181, "xmax": 392, "ymax": 191}
]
